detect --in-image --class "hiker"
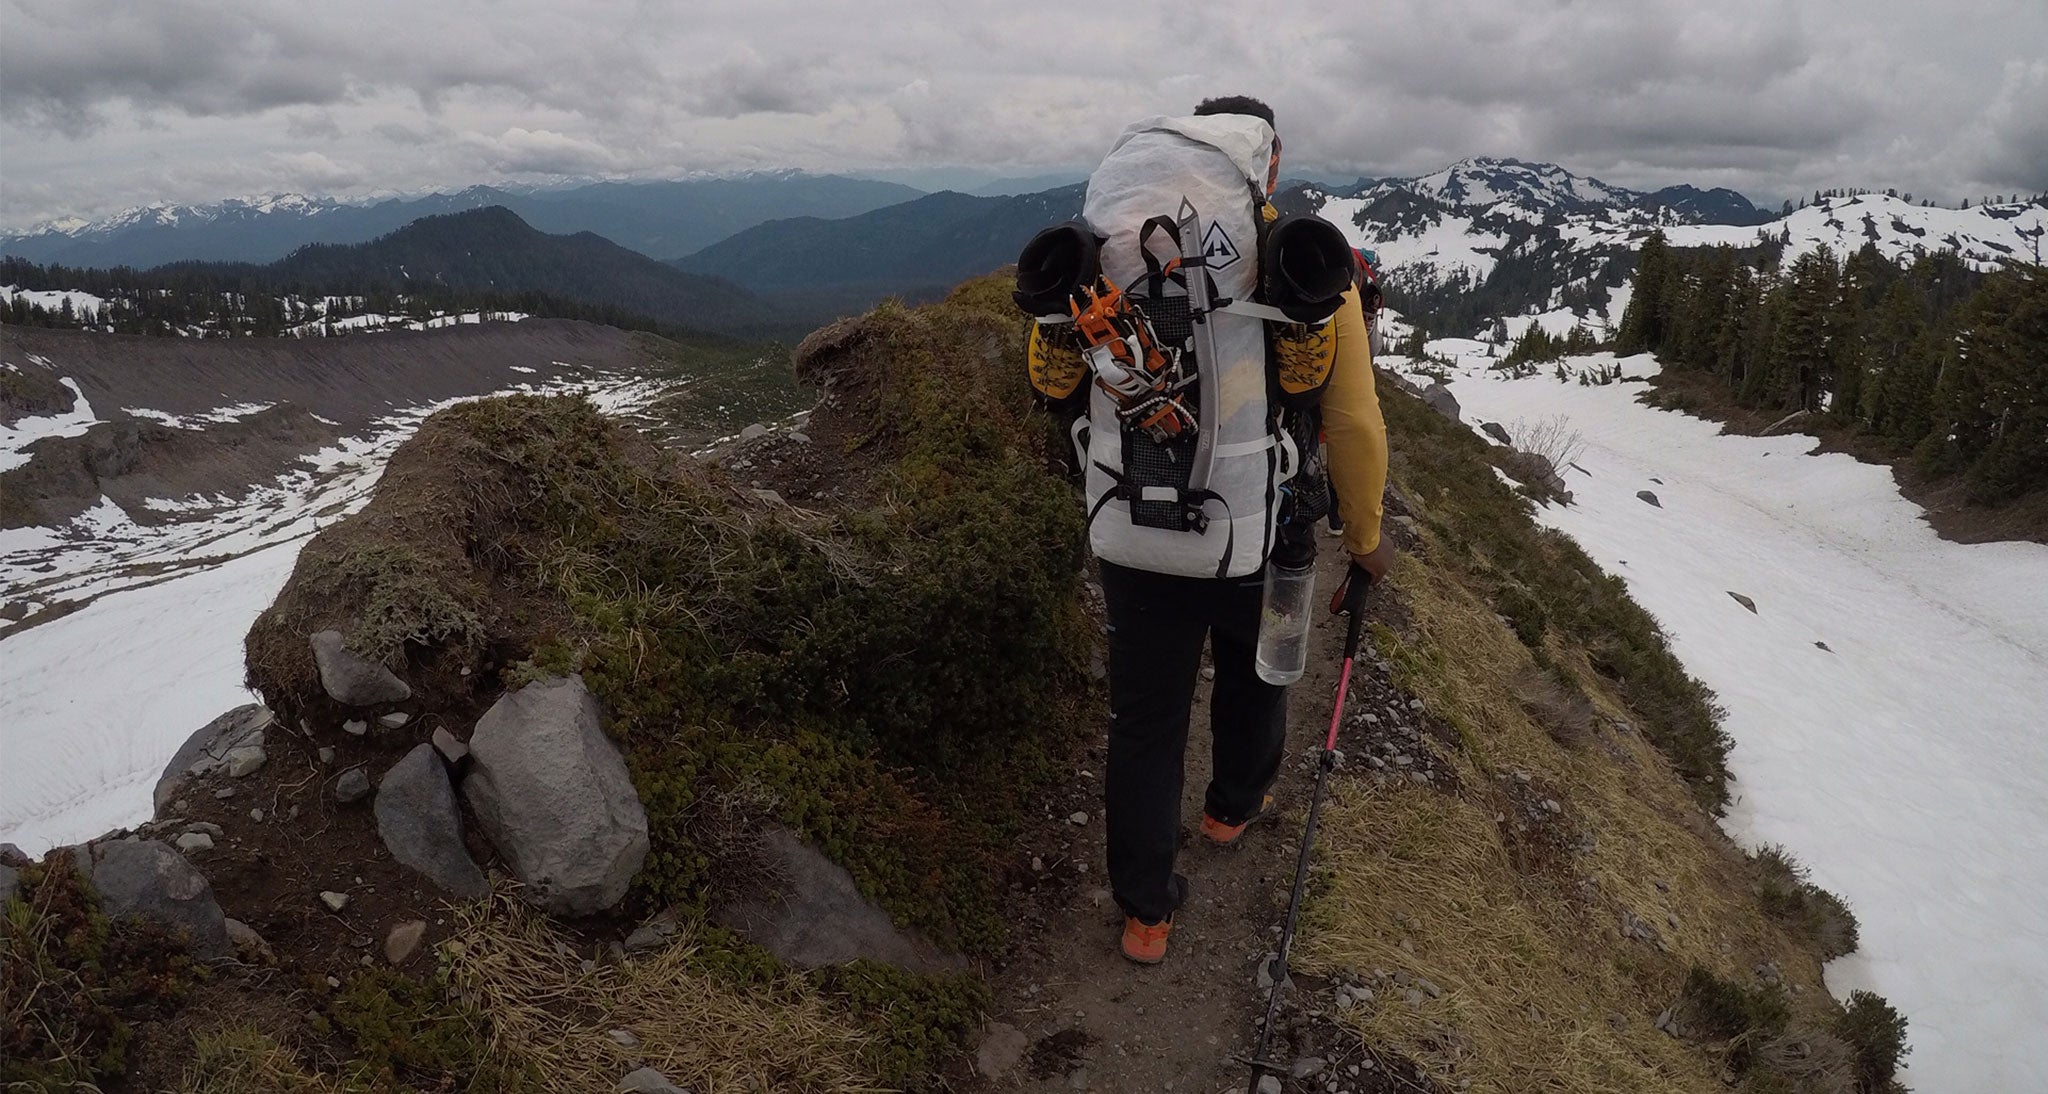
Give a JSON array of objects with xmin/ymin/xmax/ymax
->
[{"xmin": 1012, "ymin": 95, "xmax": 1394, "ymax": 964}]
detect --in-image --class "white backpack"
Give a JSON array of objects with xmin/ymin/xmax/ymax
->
[{"xmin": 1077, "ymin": 114, "xmax": 1293, "ymax": 579}]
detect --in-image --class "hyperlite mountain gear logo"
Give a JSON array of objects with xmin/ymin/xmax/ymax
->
[{"xmin": 1201, "ymin": 220, "xmax": 1242, "ymax": 270}]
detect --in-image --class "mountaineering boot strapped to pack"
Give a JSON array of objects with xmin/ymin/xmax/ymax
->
[{"xmin": 1013, "ymin": 113, "xmax": 1355, "ymax": 580}]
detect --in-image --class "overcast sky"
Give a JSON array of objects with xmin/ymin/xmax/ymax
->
[{"xmin": 3, "ymin": 0, "xmax": 2045, "ymax": 229}]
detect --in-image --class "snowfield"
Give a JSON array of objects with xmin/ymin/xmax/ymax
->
[
  {"xmin": 1392, "ymin": 348, "xmax": 2048, "ymax": 1091},
  {"xmin": 0, "ymin": 374, "xmax": 685, "ymax": 856}
]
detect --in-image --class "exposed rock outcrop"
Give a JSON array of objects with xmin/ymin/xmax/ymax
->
[
  {"xmin": 1422, "ymin": 381, "xmax": 1462, "ymax": 422},
  {"xmin": 463, "ymin": 676, "xmax": 647, "ymax": 916},
  {"xmin": 153, "ymin": 705, "xmax": 272, "ymax": 814},
  {"xmin": 713, "ymin": 826, "xmax": 961, "ymax": 974}
]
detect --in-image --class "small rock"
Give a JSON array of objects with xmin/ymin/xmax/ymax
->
[
  {"xmin": 379, "ymin": 712, "xmax": 411, "ymax": 730},
  {"xmin": 224, "ymin": 745, "xmax": 267, "ymax": 778},
  {"xmin": 976, "ymin": 1022, "xmax": 1029, "ymax": 1078},
  {"xmin": 385, "ymin": 920, "xmax": 427, "ymax": 965},
  {"xmin": 1200, "ymin": 664, "xmax": 1217, "ymax": 681},
  {"xmin": 1416, "ymin": 976, "xmax": 1443, "ymax": 998},
  {"xmin": 1257, "ymin": 1076, "xmax": 1282, "ymax": 1094},
  {"xmin": 1727, "ymin": 591, "xmax": 1758, "ymax": 614},
  {"xmin": 1408, "ymin": 698, "xmax": 1425, "ymax": 711},
  {"xmin": 310, "ymin": 630, "xmax": 412, "ymax": 706},
  {"xmin": 248, "ymin": 808, "xmax": 264, "ymax": 822},
  {"xmin": 334, "ymin": 767, "xmax": 373, "ymax": 804},
  {"xmin": 1293, "ymin": 1055, "xmax": 1327, "ymax": 1078},
  {"xmin": 739, "ymin": 423, "xmax": 769, "ymax": 441},
  {"xmin": 624, "ymin": 910, "xmax": 679, "ymax": 953},
  {"xmin": 213, "ymin": 788, "xmax": 236, "ymax": 800},
  {"xmin": 607, "ymin": 1028, "xmax": 641, "ymax": 1048},
  {"xmin": 789, "ymin": 431, "xmax": 811, "ymax": 444},
  {"xmin": 1256, "ymin": 953, "xmax": 1290, "ymax": 992},
  {"xmin": 320, "ymin": 890, "xmax": 350, "ymax": 912},
  {"xmin": 173, "ymin": 831, "xmax": 214, "ymax": 853},
  {"xmin": 617, "ymin": 1066, "xmax": 689, "ymax": 1094},
  {"xmin": 1541, "ymin": 799, "xmax": 1561, "ymax": 813},
  {"xmin": 317, "ymin": 747, "xmax": 336, "ymax": 764},
  {"xmin": 432, "ymin": 727, "xmax": 469, "ymax": 764},
  {"xmin": 1068, "ymin": 1068, "xmax": 1091, "ymax": 1091},
  {"xmin": 183, "ymin": 822, "xmax": 223, "ymax": 838},
  {"xmin": 223, "ymin": 917, "xmax": 273, "ymax": 962},
  {"xmin": 1815, "ymin": 641, "xmax": 1833, "ymax": 653},
  {"xmin": 1654, "ymin": 878, "xmax": 1671, "ymax": 892},
  {"xmin": 1636, "ymin": 490, "xmax": 1662, "ymax": 508},
  {"xmin": 1069, "ymin": 811, "xmax": 1089, "ymax": 826},
  {"xmin": 342, "ymin": 719, "xmax": 368, "ymax": 736},
  {"xmin": 1406, "ymin": 988, "xmax": 1426, "ymax": 1005}
]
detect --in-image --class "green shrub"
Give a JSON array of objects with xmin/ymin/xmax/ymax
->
[
  {"xmin": 1835, "ymin": 990, "xmax": 1909, "ymax": 1092},
  {"xmin": 1678, "ymin": 965, "xmax": 1790, "ymax": 1073},
  {"xmin": 1, "ymin": 850, "xmax": 197, "ymax": 1087},
  {"xmin": 328, "ymin": 967, "xmax": 496, "ymax": 1087},
  {"xmin": 1753, "ymin": 845, "xmax": 1860, "ymax": 959},
  {"xmin": 817, "ymin": 960, "xmax": 991, "ymax": 1089}
]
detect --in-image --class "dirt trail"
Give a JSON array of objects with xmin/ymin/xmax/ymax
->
[{"xmin": 981, "ymin": 542, "xmax": 1395, "ymax": 1094}]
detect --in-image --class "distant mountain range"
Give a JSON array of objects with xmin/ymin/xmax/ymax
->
[
  {"xmin": 10, "ymin": 158, "xmax": 2040, "ymax": 344},
  {"xmin": 670, "ymin": 185, "xmax": 1087, "ymax": 317},
  {"xmin": 0, "ymin": 174, "xmax": 922, "ymax": 270}
]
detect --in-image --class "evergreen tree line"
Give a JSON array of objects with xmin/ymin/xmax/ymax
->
[
  {"xmin": 0, "ymin": 256, "xmax": 733, "ymax": 347},
  {"xmin": 1617, "ymin": 232, "xmax": 2048, "ymax": 504}
]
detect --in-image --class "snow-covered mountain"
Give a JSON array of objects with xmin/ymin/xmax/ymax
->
[
  {"xmin": 1287, "ymin": 158, "xmax": 2047, "ymax": 336},
  {"xmin": 0, "ymin": 174, "xmax": 925, "ymax": 269}
]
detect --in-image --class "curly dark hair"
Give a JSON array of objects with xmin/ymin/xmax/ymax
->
[{"xmin": 1193, "ymin": 95, "xmax": 1276, "ymax": 129}]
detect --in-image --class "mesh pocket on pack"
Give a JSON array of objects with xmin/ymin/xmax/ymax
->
[{"xmin": 1122, "ymin": 428, "xmax": 1199, "ymax": 530}]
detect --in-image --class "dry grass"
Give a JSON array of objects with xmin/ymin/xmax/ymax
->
[
  {"xmin": 179, "ymin": 1028, "xmax": 344, "ymax": 1094},
  {"xmin": 1295, "ymin": 549, "xmax": 1837, "ymax": 1094},
  {"xmin": 442, "ymin": 891, "xmax": 886, "ymax": 1094}
]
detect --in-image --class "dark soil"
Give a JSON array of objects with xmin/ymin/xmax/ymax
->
[{"xmin": 1642, "ymin": 368, "xmax": 2048, "ymax": 545}]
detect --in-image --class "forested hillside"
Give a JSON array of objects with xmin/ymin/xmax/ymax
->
[{"xmin": 1618, "ymin": 233, "xmax": 2047, "ymax": 508}]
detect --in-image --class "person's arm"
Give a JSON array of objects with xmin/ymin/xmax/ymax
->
[{"xmin": 1321, "ymin": 287, "xmax": 1391, "ymax": 571}]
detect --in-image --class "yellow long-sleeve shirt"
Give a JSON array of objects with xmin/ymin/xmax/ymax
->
[{"xmin": 1321, "ymin": 286, "xmax": 1389, "ymax": 556}]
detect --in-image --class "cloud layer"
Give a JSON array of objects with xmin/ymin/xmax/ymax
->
[{"xmin": 2, "ymin": 0, "xmax": 2044, "ymax": 228}]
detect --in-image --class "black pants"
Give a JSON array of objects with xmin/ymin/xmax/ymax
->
[{"xmin": 1101, "ymin": 560, "xmax": 1288, "ymax": 924}]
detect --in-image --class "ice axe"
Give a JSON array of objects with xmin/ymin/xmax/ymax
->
[{"xmin": 1243, "ymin": 561, "xmax": 1372, "ymax": 1092}]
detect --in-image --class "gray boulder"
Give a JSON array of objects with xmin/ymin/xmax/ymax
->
[
  {"xmin": 1480, "ymin": 421, "xmax": 1513, "ymax": 446},
  {"xmin": 374, "ymin": 745, "xmax": 488, "ymax": 900},
  {"xmin": 310, "ymin": 630, "xmax": 411, "ymax": 706},
  {"xmin": 1422, "ymin": 381, "xmax": 1461, "ymax": 422},
  {"xmin": 463, "ymin": 676, "xmax": 647, "ymax": 916},
  {"xmin": 154, "ymin": 705, "xmax": 272, "ymax": 814},
  {"xmin": 713, "ymin": 826, "xmax": 961, "ymax": 974},
  {"xmin": 88, "ymin": 838, "xmax": 230, "ymax": 958},
  {"xmin": 1637, "ymin": 490, "xmax": 1662, "ymax": 508},
  {"xmin": 1728, "ymin": 591, "xmax": 1759, "ymax": 614}
]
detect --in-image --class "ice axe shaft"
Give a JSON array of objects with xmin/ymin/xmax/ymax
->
[{"xmin": 1246, "ymin": 563, "xmax": 1371, "ymax": 1093}]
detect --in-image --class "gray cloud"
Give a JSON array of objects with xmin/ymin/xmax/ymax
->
[{"xmin": 1, "ymin": 0, "xmax": 2043, "ymax": 228}]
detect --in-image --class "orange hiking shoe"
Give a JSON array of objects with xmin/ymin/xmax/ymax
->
[
  {"xmin": 1121, "ymin": 916, "xmax": 1172, "ymax": 964},
  {"xmin": 1201, "ymin": 794, "xmax": 1274, "ymax": 846}
]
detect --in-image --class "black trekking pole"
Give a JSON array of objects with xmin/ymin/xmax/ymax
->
[{"xmin": 1244, "ymin": 562, "xmax": 1372, "ymax": 1093}]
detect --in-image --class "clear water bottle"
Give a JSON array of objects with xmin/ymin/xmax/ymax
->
[{"xmin": 1254, "ymin": 529, "xmax": 1318, "ymax": 685}]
